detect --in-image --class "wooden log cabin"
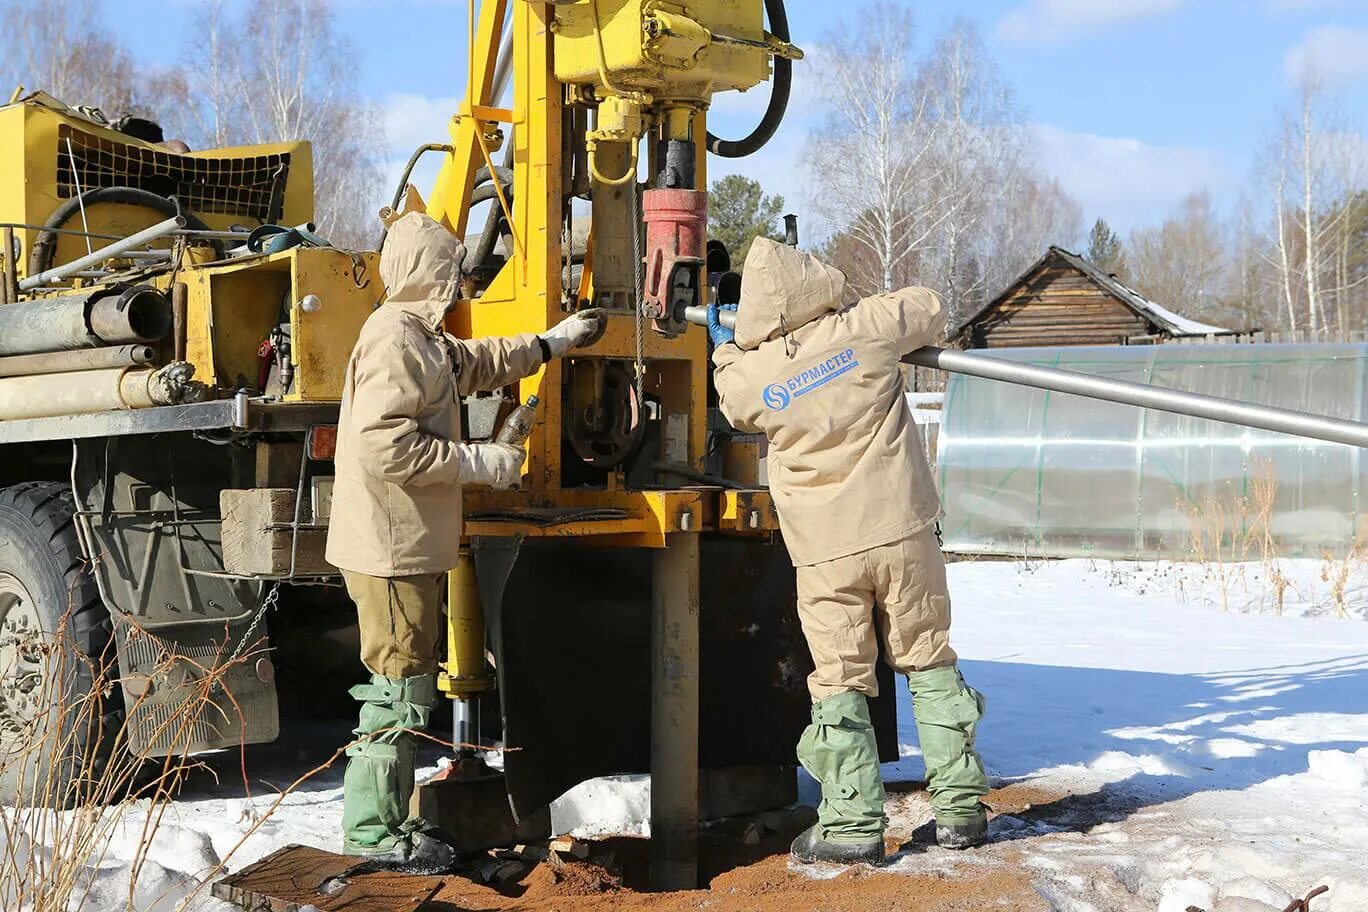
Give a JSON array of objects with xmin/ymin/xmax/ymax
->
[{"xmin": 949, "ymin": 247, "xmax": 1230, "ymax": 349}]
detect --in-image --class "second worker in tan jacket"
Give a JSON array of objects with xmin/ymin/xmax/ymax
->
[
  {"xmin": 711, "ymin": 238, "xmax": 990, "ymax": 866},
  {"xmin": 326, "ymin": 210, "xmax": 600, "ymax": 869}
]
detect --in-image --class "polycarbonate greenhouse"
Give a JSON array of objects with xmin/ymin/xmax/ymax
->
[{"xmin": 936, "ymin": 344, "xmax": 1368, "ymax": 559}]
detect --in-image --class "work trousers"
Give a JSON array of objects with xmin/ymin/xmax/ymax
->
[
  {"xmin": 342, "ymin": 570, "xmax": 446, "ymax": 679},
  {"xmin": 794, "ymin": 528, "xmax": 957, "ymax": 701}
]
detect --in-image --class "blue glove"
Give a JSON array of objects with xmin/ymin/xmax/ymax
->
[{"xmin": 707, "ymin": 301, "xmax": 737, "ymax": 346}]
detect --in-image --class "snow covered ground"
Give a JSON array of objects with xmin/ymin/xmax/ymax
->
[{"xmin": 10, "ymin": 557, "xmax": 1368, "ymax": 911}]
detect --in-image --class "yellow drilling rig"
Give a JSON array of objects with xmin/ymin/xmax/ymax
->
[{"xmin": 0, "ymin": 0, "xmax": 851, "ymax": 890}]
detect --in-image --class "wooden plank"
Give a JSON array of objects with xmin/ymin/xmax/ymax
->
[
  {"xmin": 220, "ymin": 488, "xmax": 331, "ymax": 576},
  {"xmin": 211, "ymin": 844, "xmax": 444, "ymax": 912}
]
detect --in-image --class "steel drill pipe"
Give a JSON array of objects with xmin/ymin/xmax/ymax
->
[
  {"xmin": 0, "ymin": 286, "xmax": 172, "ymax": 356},
  {"xmin": 19, "ymin": 216, "xmax": 184, "ymax": 291},
  {"xmin": 902, "ymin": 347, "xmax": 1368, "ymax": 449},
  {"xmin": 0, "ymin": 344, "xmax": 154, "ymax": 378},
  {"xmin": 680, "ymin": 306, "xmax": 1368, "ymax": 448}
]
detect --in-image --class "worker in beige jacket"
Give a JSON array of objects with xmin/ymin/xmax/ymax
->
[
  {"xmin": 325, "ymin": 210, "xmax": 600, "ymax": 869},
  {"xmin": 710, "ymin": 238, "xmax": 989, "ymax": 866}
]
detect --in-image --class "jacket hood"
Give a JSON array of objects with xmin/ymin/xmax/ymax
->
[
  {"xmin": 379, "ymin": 212, "xmax": 466, "ymax": 330},
  {"xmin": 734, "ymin": 237, "xmax": 846, "ymax": 350}
]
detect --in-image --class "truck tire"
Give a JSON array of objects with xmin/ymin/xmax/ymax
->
[{"xmin": 0, "ymin": 482, "xmax": 116, "ymax": 804}]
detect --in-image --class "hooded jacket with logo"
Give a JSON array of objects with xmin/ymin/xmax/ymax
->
[
  {"xmin": 325, "ymin": 212, "xmax": 543, "ymax": 577},
  {"xmin": 712, "ymin": 238, "xmax": 946, "ymax": 568}
]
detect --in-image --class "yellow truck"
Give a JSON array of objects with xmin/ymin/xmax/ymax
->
[{"xmin": 0, "ymin": 1, "xmax": 840, "ymax": 889}]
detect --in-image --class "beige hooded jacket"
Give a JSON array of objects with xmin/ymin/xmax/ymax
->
[
  {"xmin": 325, "ymin": 213, "xmax": 544, "ymax": 577},
  {"xmin": 712, "ymin": 238, "xmax": 946, "ymax": 568}
]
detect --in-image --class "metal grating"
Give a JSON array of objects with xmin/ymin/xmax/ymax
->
[{"xmin": 56, "ymin": 124, "xmax": 290, "ymax": 222}]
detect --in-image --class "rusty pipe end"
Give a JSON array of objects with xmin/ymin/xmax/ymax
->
[{"xmin": 89, "ymin": 286, "xmax": 172, "ymax": 344}]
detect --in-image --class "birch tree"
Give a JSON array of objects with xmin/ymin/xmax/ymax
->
[
  {"xmin": 919, "ymin": 20, "xmax": 1026, "ymax": 319},
  {"xmin": 805, "ymin": 4, "xmax": 948, "ymax": 295},
  {"xmin": 0, "ymin": 0, "xmax": 143, "ymax": 116},
  {"xmin": 164, "ymin": 0, "xmax": 385, "ymax": 248}
]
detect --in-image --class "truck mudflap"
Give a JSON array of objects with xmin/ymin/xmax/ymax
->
[
  {"xmin": 72, "ymin": 436, "xmax": 280, "ymax": 757},
  {"xmin": 479, "ymin": 535, "xmax": 899, "ymax": 822}
]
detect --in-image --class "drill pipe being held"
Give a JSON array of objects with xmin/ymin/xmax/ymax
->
[{"xmin": 681, "ymin": 305, "xmax": 1368, "ymax": 449}]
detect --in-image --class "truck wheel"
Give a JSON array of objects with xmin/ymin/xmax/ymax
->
[{"xmin": 0, "ymin": 482, "xmax": 116, "ymax": 804}]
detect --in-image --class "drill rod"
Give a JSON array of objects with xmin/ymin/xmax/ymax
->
[{"xmin": 681, "ymin": 304, "xmax": 1368, "ymax": 449}]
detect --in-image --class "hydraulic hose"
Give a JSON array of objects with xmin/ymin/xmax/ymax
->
[
  {"xmin": 706, "ymin": 0, "xmax": 791, "ymax": 159},
  {"xmin": 29, "ymin": 186, "xmax": 222, "ymax": 276},
  {"xmin": 377, "ymin": 143, "xmax": 453, "ymax": 251}
]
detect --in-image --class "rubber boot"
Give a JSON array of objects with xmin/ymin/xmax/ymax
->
[
  {"xmin": 905, "ymin": 665, "xmax": 990, "ymax": 848},
  {"xmin": 792, "ymin": 692, "xmax": 886, "ymax": 866},
  {"xmin": 341, "ymin": 673, "xmax": 437, "ymax": 857}
]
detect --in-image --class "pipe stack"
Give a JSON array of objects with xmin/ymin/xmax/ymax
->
[{"xmin": 0, "ymin": 284, "xmax": 201, "ymax": 421}]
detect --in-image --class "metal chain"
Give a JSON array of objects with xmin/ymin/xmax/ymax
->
[
  {"xmin": 630, "ymin": 178, "xmax": 645, "ymax": 406},
  {"xmin": 222, "ymin": 582, "xmax": 280, "ymax": 670}
]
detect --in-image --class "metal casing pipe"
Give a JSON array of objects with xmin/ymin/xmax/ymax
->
[
  {"xmin": 0, "ymin": 367, "xmax": 161, "ymax": 420},
  {"xmin": 0, "ymin": 344, "xmax": 154, "ymax": 378},
  {"xmin": 0, "ymin": 285, "xmax": 171, "ymax": 356},
  {"xmin": 903, "ymin": 346, "xmax": 1368, "ymax": 450}
]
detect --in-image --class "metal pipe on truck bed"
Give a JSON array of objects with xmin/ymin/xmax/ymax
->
[
  {"xmin": 680, "ymin": 306, "xmax": 1368, "ymax": 448},
  {"xmin": 0, "ymin": 286, "xmax": 172, "ymax": 356},
  {"xmin": 19, "ymin": 216, "xmax": 184, "ymax": 291},
  {"xmin": 0, "ymin": 344, "xmax": 154, "ymax": 378},
  {"xmin": 0, "ymin": 367, "xmax": 165, "ymax": 420}
]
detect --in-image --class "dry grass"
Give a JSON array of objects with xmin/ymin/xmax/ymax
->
[
  {"xmin": 1182, "ymin": 463, "xmax": 1368, "ymax": 618},
  {"xmin": 1182, "ymin": 462, "xmax": 1288, "ymax": 614},
  {"xmin": 1, "ymin": 563, "xmax": 470, "ymax": 912}
]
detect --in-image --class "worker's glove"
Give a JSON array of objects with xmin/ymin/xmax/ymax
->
[
  {"xmin": 540, "ymin": 309, "xmax": 605, "ymax": 358},
  {"xmin": 707, "ymin": 301, "xmax": 737, "ymax": 347},
  {"xmin": 463, "ymin": 442, "xmax": 526, "ymax": 489}
]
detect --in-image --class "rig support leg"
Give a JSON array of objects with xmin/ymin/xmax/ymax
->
[{"xmin": 650, "ymin": 532, "xmax": 700, "ymax": 891}]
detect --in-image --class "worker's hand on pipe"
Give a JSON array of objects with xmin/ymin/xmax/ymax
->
[
  {"xmin": 541, "ymin": 309, "xmax": 605, "ymax": 358},
  {"xmin": 708, "ymin": 301, "xmax": 737, "ymax": 346}
]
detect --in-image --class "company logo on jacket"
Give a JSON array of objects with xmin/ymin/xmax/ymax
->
[{"xmin": 763, "ymin": 348, "xmax": 859, "ymax": 411}]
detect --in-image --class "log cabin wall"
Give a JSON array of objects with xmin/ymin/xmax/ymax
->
[{"xmin": 965, "ymin": 258, "xmax": 1156, "ymax": 349}]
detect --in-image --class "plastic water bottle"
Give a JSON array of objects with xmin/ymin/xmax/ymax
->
[{"xmin": 495, "ymin": 395, "xmax": 539, "ymax": 447}]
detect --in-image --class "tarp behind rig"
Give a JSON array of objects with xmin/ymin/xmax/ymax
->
[{"xmin": 937, "ymin": 343, "xmax": 1368, "ymax": 559}]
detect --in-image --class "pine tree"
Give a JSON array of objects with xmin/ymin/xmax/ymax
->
[
  {"xmin": 1087, "ymin": 218, "xmax": 1128, "ymax": 279},
  {"xmin": 708, "ymin": 175, "xmax": 786, "ymax": 268}
]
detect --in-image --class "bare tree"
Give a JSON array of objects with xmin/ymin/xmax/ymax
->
[
  {"xmin": 0, "ymin": 0, "xmax": 144, "ymax": 116},
  {"xmin": 981, "ymin": 172, "xmax": 1081, "ymax": 298},
  {"xmin": 1128, "ymin": 192, "xmax": 1231, "ymax": 323},
  {"xmin": 919, "ymin": 19, "xmax": 1026, "ymax": 318},
  {"xmin": 1257, "ymin": 74, "xmax": 1366, "ymax": 333},
  {"xmin": 805, "ymin": 4, "xmax": 950, "ymax": 295},
  {"xmin": 164, "ymin": 0, "xmax": 386, "ymax": 248}
]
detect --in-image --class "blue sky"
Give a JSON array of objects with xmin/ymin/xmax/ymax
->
[{"xmin": 112, "ymin": 0, "xmax": 1367, "ymax": 239}]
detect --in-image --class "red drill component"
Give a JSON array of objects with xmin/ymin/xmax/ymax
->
[{"xmin": 642, "ymin": 188, "xmax": 707, "ymax": 337}]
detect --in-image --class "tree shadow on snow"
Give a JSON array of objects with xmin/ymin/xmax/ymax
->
[{"xmin": 887, "ymin": 653, "xmax": 1368, "ymax": 843}]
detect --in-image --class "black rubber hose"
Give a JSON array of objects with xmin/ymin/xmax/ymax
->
[
  {"xmin": 706, "ymin": 0, "xmax": 791, "ymax": 159},
  {"xmin": 377, "ymin": 143, "xmax": 453, "ymax": 251},
  {"xmin": 472, "ymin": 140, "xmax": 518, "ymax": 272},
  {"xmin": 29, "ymin": 186, "xmax": 223, "ymax": 276}
]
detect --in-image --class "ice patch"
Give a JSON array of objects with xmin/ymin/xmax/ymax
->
[
  {"xmin": 1219, "ymin": 875, "xmax": 1293, "ymax": 908},
  {"xmin": 549, "ymin": 775, "xmax": 651, "ymax": 838},
  {"xmin": 1159, "ymin": 877, "xmax": 1218, "ymax": 912},
  {"xmin": 1306, "ymin": 747, "xmax": 1368, "ymax": 788}
]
